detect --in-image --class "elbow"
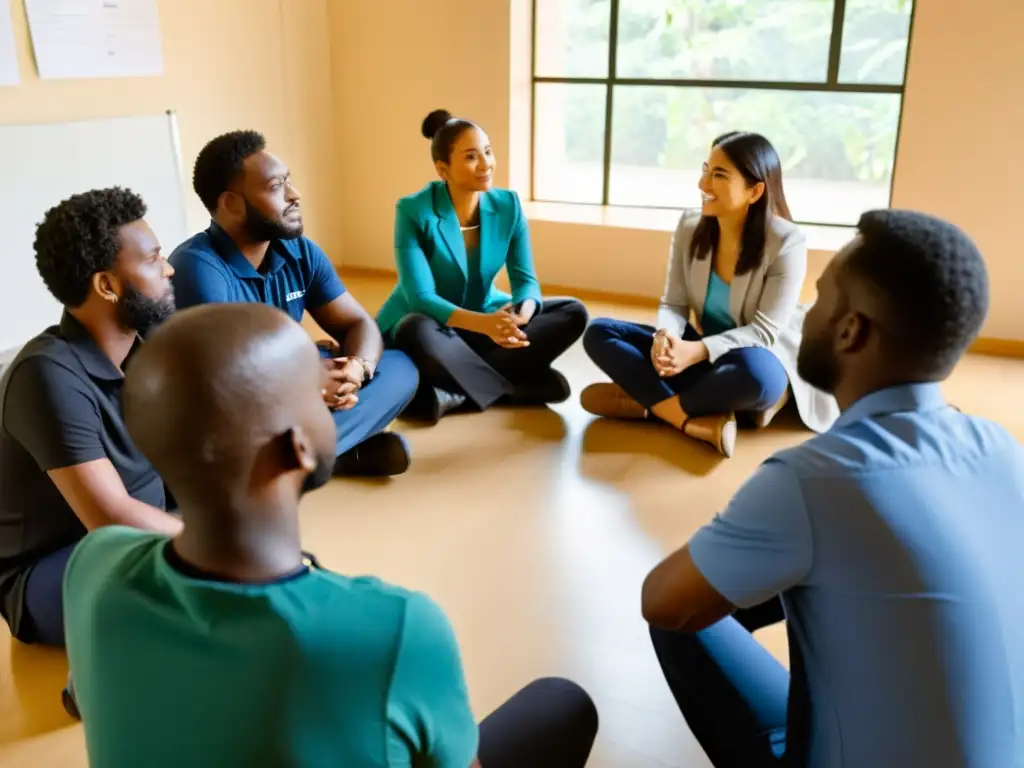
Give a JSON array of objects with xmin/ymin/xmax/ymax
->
[{"xmin": 641, "ymin": 573, "xmax": 688, "ymax": 631}]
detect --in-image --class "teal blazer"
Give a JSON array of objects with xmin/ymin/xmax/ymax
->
[{"xmin": 376, "ymin": 181, "xmax": 543, "ymax": 335}]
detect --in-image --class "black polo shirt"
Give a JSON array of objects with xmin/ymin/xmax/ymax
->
[{"xmin": 0, "ymin": 313, "xmax": 165, "ymax": 638}]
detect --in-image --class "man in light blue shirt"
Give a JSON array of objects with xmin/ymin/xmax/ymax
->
[{"xmin": 642, "ymin": 209, "xmax": 1023, "ymax": 767}]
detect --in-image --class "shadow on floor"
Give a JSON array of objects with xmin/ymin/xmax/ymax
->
[
  {"xmin": 578, "ymin": 417, "xmax": 723, "ymax": 478},
  {"xmin": 2, "ymin": 642, "xmax": 72, "ymax": 743}
]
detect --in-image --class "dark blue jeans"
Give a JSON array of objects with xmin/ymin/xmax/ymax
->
[
  {"xmin": 650, "ymin": 598, "xmax": 809, "ymax": 767},
  {"xmin": 583, "ymin": 318, "xmax": 788, "ymax": 416},
  {"xmin": 323, "ymin": 348, "xmax": 418, "ymax": 456}
]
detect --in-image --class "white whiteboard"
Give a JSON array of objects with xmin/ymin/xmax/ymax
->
[{"xmin": 0, "ymin": 112, "xmax": 187, "ymax": 351}]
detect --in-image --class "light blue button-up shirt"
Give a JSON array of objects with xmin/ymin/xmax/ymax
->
[{"xmin": 690, "ymin": 383, "xmax": 1024, "ymax": 767}]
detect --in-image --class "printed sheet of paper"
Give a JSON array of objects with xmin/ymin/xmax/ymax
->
[
  {"xmin": 25, "ymin": 0, "xmax": 163, "ymax": 80},
  {"xmin": 0, "ymin": 0, "xmax": 19, "ymax": 86}
]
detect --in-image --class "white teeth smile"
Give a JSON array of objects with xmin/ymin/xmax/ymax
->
[{"xmin": 702, "ymin": 194, "xmax": 716, "ymax": 202}]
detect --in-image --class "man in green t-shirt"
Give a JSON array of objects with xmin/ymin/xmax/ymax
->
[{"xmin": 63, "ymin": 303, "xmax": 597, "ymax": 767}]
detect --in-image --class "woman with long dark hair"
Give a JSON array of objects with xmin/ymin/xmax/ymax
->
[{"xmin": 581, "ymin": 132, "xmax": 838, "ymax": 456}]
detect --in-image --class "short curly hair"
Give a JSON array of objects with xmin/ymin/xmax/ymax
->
[
  {"xmin": 34, "ymin": 187, "xmax": 147, "ymax": 308},
  {"xmin": 192, "ymin": 130, "xmax": 266, "ymax": 213},
  {"xmin": 845, "ymin": 209, "xmax": 989, "ymax": 375}
]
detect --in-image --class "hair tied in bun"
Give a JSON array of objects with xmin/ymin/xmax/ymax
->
[{"xmin": 421, "ymin": 109, "xmax": 453, "ymax": 140}]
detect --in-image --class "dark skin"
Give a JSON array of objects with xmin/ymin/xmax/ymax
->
[
  {"xmin": 125, "ymin": 304, "xmax": 485, "ymax": 767},
  {"xmin": 123, "ymin": 303, "xmax": 337, "ymax": 581},
  {"xmin": 212, "ymin": 150, "xmax": 383, "ymax": 412},
  {"xmin": 642, "ymin": 235, "xmax": 943, "ymax": 632},
  {"xmin": 49, "ymin": 219, "xmax": 182, "ymax": 536}
]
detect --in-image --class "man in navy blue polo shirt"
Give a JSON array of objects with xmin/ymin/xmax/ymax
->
[{"xmin": 169, "ymin": 131, "xmax": 417, "ymax": 477}]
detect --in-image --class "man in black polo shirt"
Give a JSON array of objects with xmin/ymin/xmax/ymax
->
[
  {"xmin": 0, "ymin": 187, "xmax": 182, "ymax": 646},
  {"xmin": 169, "ymin": 130, "xmax": 419, "ymax": 478}
]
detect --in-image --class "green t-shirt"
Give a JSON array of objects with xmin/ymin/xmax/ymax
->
[{"xmin": 63, "ymin": 526, "xmax": 479, "ymax": 768}]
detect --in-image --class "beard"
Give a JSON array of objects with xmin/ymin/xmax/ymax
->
[
  {"xmin": 243, "ymin": 198, "xmax": 303, "ymax": 242},
  {"xmin": 796, "ymin": 328, "xmax": 840, "ymax": 394},
  {"xmin": 300, "ymin": 452, "xmax": 335, "ymax": 495},
  {"xmin": 116, "ymin": 282, "xmax": 175, "ymax": 338}
]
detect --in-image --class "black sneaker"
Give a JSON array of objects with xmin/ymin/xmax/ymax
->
[
  {"xmin": 333, "ymin": 432, "xmax": 411, "ymax": 477},
  {"xmin": 505, "ymin": 369, "xmax": 572, "ymax": 406},
  {"xmin": 62, "ymin": 685, "xmax": 80, "ymax": 721},
  {"xmin": 405, "ymin": 386, "xmax": 467, "ymax": 425}
]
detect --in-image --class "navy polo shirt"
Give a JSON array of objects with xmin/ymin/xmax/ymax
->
[{"xmin": 169, "ymin": 222, "xmax": 346, "ymax": 322}]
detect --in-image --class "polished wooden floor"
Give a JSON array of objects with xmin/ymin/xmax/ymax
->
[{"xmin": 1, "ymin": 276, "xmax": 1022, "ymax": 767}]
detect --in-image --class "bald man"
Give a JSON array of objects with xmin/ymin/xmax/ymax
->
[{"xmin": 62, "ymin": 304, "xmax": 597, "ymax": 767}]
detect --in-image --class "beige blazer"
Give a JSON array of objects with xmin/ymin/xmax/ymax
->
[{"xmin": 657, "ymin": 209, "xmax": 839, "ymax": 433}]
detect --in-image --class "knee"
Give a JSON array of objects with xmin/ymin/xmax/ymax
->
[
  {"xmin": 735, "ymin": 349, "xmax": 788, "ymax": 409},
  {"xmin": 581, "ymin": 317, "xmax": 619, "ymax": 356},
  {"xmin": 525, "ymin": 677, "xmax": 599, "ymax": 738},
  {"xmin": 376, "ymin": 350, "xmax": 419, "ymax": 402},
  {"xmin": 392, "ymin": 313, "xmax": 441, "ymax": 349},
  {"xmin": 559, "ymin": 299, "xmax": 589, "ymax": 338}
]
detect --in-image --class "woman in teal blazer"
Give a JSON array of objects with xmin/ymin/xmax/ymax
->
[{"xmin": 378, "ymin": 110, "xmax": 587, "ymax": 424}]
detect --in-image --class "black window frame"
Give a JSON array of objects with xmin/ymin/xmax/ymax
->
[{"xmin": 530, "ymin": 0, "xmax": 918, "ymax": 227}]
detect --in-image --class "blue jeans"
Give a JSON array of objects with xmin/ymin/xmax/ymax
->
[
  {"xmin": 650, "ymin": 598, "xmax": 807, "ymax": 767},
  {"xmin": 583, "ymin": 318, "xmax": 788, "ymax": 415},
  {"xmin": 324, "ymin": 349, "xmax": 418, "ymax": 457}
]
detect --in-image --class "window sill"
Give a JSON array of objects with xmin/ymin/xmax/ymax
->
[{"xmin": 522, "ymin": 201, "xmax": 856, "ymax": 254}]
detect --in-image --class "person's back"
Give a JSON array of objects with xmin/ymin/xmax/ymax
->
[
  {"xmin": 774, "ymin": 390, "xmax": 1024, "ymax": 765},
  {"xmin": 66, "ymin": 526, "xmax": 474, "ymax": 767},
  {"xmin": 642, "ymin": 209, "xmax": 1022, "ymax": 768},
  {"xmin": 65, "ymin": 303, "xmax": 598, "ymax": 768}
]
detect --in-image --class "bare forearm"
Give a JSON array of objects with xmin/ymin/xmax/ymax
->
[
  {"xmin": 338, "ymin": 319, "xmax": 383, "ymax": 370},
  {"xmin": 98, "ymin": 498, "xmax": 183, "ymax": 536},
  {"xmin": 446, "ymin": 308, "xmax": 485, "ymax": 334}
]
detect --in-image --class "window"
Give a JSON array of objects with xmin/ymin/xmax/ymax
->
[{"xmin": 531, "ymin": 0, "xmax": 915, "ymax": 225}]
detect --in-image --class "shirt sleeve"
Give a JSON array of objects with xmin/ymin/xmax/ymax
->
[
  {"xmin": 387, "ymin": 592, "xmax": 478, "ymax": 767},
  {"xmin": 3, "ymin": 356, "xmax": 106, "ymax": 471},
  {"xmin": 393, "ymin": 203, "xmax": 462, "ymax": 324},
  {"xmin": 302, "ymin": 239, "xmax": 347, "ymax": 310},
  {"xmin": 688, "ymin": 459, "xmax": 814, "ymax": 608},
  {"xmin": 169, "ymin": 251, "xmax": 234, "ymax": 309},
  {"xmin": 506, "ymin": 192, "xmax": 542, "ymax": 308}
]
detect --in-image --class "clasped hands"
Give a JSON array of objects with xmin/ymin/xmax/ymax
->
[
  {"xmin": 651, "ymin": 329, "xmax": 709, "ymax": 377},
  {"xmin": 475, "ymin": 300, "xmax": 536, "ymax": 349},
  {"xmin": 318, "ymin": 340, "xmax": 365, "ymax": 412}
]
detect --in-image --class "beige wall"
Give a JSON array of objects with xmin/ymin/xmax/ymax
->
[
  {"xmin": 0, "ymin": 0, "xmax": 338, "ymax": 254},
  {"xmin": 891, "ymin": 0, "xmax": 1024, "ymax": 341},
  {"xmin": 3, "ymin": 1, "xmax": 1020, "ymax": 340},
  {"xmin": 330, "ymin": 0, "xmax": 1024, "ymax": 342}
]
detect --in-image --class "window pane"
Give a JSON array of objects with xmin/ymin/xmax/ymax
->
[
  {"xmin": 533, "ymin": 83, "xmax": 606, "ymax": 204},
  {"xmin": 616, "ymin": 0, "xmax": 834, "ymax": 82},
  {"xmin": 607, "ymin": 86, "xmax": 901, "ymax": 225},
  {"xmin": 839, "ymin": 0, "xmax": 913, "ymax": 85},
  {"xmin": 534, "ymin": 0, "xmax": 610, "ymax": 78}
]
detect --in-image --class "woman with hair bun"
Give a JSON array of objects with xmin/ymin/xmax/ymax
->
[{"xmin": 377, "ymin": 109, "xmax": 588, "ymax": 424}]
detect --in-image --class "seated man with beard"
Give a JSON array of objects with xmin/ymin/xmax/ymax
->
[
  {"xmin": 169, "ymin": 131, "xmax": 418, "ymax": 478},
  {"xmin": 0, "ymin": 188, "xmax": 181, "ymax": 647}
]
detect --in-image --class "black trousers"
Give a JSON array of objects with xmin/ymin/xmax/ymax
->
[
  {"xmin": 478, "ymin": 677, "xmax": 599, "ymax": 768},
  {"xmin": 391, "ymin": 298, "xmax": 588, "ymax": 410}
]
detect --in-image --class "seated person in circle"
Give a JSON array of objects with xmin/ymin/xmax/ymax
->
[
  {"xmin": 642, "ymin": 210, "xmax": 1024, "ymax": 767},
  {"xmin": 0, "ymin": 188, "xmax": 181, "ymax": 647},
  {"xmin": 377, "ymin": 109, "xmax": 588, "ymax": 424},
  {"xmin": 581, "ymin": 132, "xmax": 837, "ymax": 457},
  {"xmin": 170, "ymin": 130, "xmax": 418, "ymax": 477},
  {"xmin": 64, "ymin": 303, "xmax": 599, "ymax": 768}
]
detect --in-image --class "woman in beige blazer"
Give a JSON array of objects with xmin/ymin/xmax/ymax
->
[{"xmin": 581, "ymin": 132, "xmax": 838, "ymax": 456}]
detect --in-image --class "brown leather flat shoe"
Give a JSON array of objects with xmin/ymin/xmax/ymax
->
[
  {"xmin": 684, "ymin": 413, "xmax": 738, "ymax": 457},
  {"xmin": 580, "ymin": 383, "xmax": 647, "ymax": 420}
]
